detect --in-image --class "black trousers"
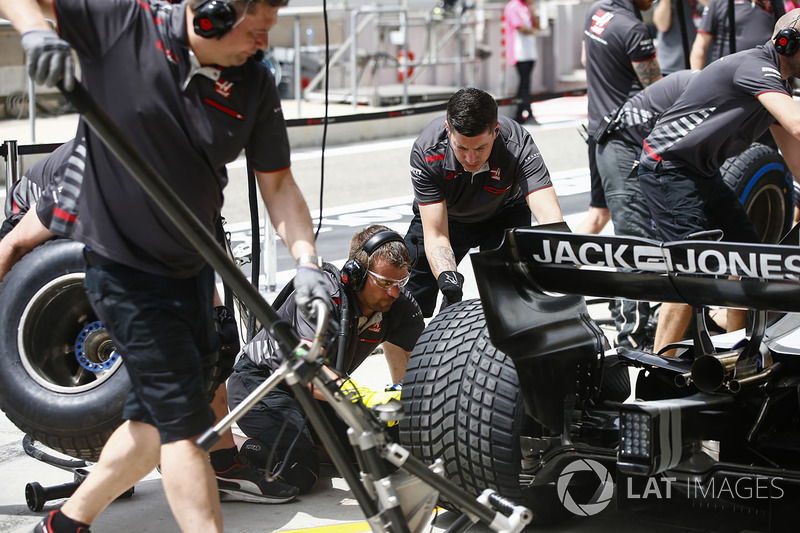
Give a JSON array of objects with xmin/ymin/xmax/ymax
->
[
  {"xmin": 403, "ymin": 202, "xmax": 531, "ymax": 317},
  {"xmin": 515, "ymin": 60, "xmax": 535, "ymax": 121}
]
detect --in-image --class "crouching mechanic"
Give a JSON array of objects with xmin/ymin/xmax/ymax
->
[
  {"xmin": 226, "ymin": 225, "xmax": 425, "ymax": 493},
  {"xmin": 403, "ymin": 87, "xmax": 563, "ymax": 317}
]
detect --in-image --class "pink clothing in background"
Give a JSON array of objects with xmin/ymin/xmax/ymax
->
[{"xmin": 503, "ymin": 0, "xmax": 535, "ymax": 66}]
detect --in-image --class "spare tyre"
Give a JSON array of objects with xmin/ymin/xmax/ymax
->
[
  {"xmin": 721, "ymin": 143, "xmax": 793, "ymax": 244},
  {"xmin": 399, "ymin": 299, "xmax": 569, "ymax": 525},
  {"xmin": 0, "ymin": 240, "xmax": 128, "ymax": 461}
]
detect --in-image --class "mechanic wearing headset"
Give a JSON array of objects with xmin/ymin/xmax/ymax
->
[
  {"xmin": 227, "ymin": 224, "xmax": 425, "ymax": 494},
  {"xmin": 0, "ymin": 0, "xmax": 330, "ymax": 531},
  {"xmin": 0, "ymin": 136, "xmax": 298, "ymax": 509},
  {"xmin": 638, "ymin": 9, "xmax": 800, "ymax": 356},
  {"xmin": 403, "ymin": 87, "xmax": 563, "ymax": 317}
]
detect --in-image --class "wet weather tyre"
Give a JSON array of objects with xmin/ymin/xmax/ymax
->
[
  {"xmin": 0, "ymin": 240, "xmax": 128, "ymax": 461},
  {"xmin": 721, "ymin": 143, "xmax": 793, "ymax": 244},
  {"xmin": 399, "ymin": 299, "xmax": 569, "ymax": 525}
]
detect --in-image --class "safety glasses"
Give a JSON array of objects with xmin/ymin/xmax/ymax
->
[{"xmin": 367, "ymin": 270, "xmax": 410, "ymax": 290}]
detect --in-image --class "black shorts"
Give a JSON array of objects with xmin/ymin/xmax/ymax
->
[
  {"xmin": 84, "ymin": 257, "xmax": 217, "ymax": 444},
  {"xmin": 637, "ymin": 163, "xmax": 760, "ymax": 244}
]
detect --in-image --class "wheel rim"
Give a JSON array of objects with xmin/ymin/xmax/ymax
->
[
  {"xmin": 746, "ymin": 183, "xmax": 786, "ymax": 244},
  {"xmin": 18, "ymin": 273, "xmax": 122, "ymax": 394}
]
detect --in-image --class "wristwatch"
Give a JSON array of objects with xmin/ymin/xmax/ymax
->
[{"xmin": 296, "ymin": 253, "xmax": 321, "ymax": 267}]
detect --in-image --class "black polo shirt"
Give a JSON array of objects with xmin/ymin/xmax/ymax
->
[
  {"xmin": 410, "ymin": 115, "xmax": 552, "ymax": 224},
  {"xmin": 613, "ymin": 69, "xmax": 696, "ymax": 146},
  {"xmin": 55, "ymin": 0, "xmax": 290, "ymax": 277},
  {"xmin": 641, "ymin": 43, "xmax": 790, "ymax": 176},
  {"xmin": 584, "ymin": 0, "xmax": 657, "ymax": 132},
  {"xmin": 698, "ymin": 0, "xmax": 780, "ymax": 63},
  {"xmin": 243, "ymin": 271, "xmax": 424, "ymax": 376}
]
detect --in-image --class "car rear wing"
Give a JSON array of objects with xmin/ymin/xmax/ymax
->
[{"xmin": 472, "ymin": 226, "xmax": 800, "ymax": 315}]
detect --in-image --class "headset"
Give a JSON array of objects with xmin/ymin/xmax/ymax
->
[
  {"xmin": 193, "ymin": 0, "xmax": 238, "ymax": 39},
  {"xmin": 775, "ymin": 14, "xmax": 800, "ymax": 56},
  {"xmin": 340, "ymin": 231, "xmax": 407, "ymax": 292}
]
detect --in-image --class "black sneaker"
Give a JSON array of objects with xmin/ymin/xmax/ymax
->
[
  {"xmin": 32, "ymin": 511, "xmax": 91, "ymax": 533},
  {"xmin": 216, "ymin": 453, "xmax": 299, "ymax": 504}
]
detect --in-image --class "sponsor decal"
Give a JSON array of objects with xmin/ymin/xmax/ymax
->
[
  {"xmin": 368, "ymin": 322, "xmax": 382, "ymax": 333},
  {"xmin": 526, "ymin": 237, "xmax": 800, "ymax": 280},
  {"xmin": 491, "ymin": 168, "xmax": 501, "ymax": 180}
]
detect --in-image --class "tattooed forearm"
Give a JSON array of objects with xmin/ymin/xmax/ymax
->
[
  {"xmin": 634, "ymin": 59, "xmax": 662, "ymax": 88},
  {"xmin": 430, "ymin": 245, "xmax": 457, "ymax": 274}
]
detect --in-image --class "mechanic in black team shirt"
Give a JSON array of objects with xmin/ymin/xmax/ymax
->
[
  {"xmin": 581, "ymin": 0, "xmax": 662, "ymax": 346},
  {"xmin": 227, "ymin": 225, "xmax": 424, "ymax": 494},
  {"xmin": 403, "ymin": 87, "xmax": 563, "ymax": 317},
  {"xmin": 638, "ymin": 9, "xmax": 800, "ymax": 356},
  {"xmin": 0, "ymin": 1, "xmax": 330, "ymax": 532},
  {"xmin": 594, "ymin": 70, "xmax": 696, "ymax": 349}
]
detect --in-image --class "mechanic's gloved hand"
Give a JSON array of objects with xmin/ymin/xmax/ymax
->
[
  {"xmin": 294, "ymin": 266, "xmax": 332, "ymax": 319},
  {"xmin": 214, "ymin": 305, "xmax": 239, "ymax": 382},
  {"xmin": 21, "ymin": 30, "xmax": 75, "ymax": 91},
  {"xmin": 437, "ymin": 270, "xmax": 464, "ymax": 313}
]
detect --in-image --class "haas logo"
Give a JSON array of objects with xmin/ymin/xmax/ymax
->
[
  {"xmin": 216, "ymin": 79, "xmax": 234, "ymax": 99},
  {"xmin": 590, "ymin": 10, "xmax": 614, "ymax": 36}
]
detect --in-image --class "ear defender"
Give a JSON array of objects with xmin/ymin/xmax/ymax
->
[
  {"xmin": 193, "ymin": 0, "xmax": 237, "ymax": 39},
  {"xmin": 775, "ymin": 15, "xmax": 800, "ymax": 56},
  {"xmin": 340, "ymin": 231, "xmax": 406, "ymax": 291}
]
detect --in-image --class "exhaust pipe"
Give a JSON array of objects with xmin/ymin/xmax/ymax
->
[
  {"xmin": 690, "ymin": 351, "xmax": 741, "ymax": 393},
  {"xmin": 674, "ymin": 371, "xmax": 692, "ymax": 388},
  {"xmin": 729, "ymin": 362, "xmax": 782, "ymax": 393}
]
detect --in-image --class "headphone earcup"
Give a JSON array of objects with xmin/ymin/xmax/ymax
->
[
  {"xmin": 341, "ymin": 259, "xmax": 367, "ymax": 292},
  {"xmin": 775, "ymin": 27, "xmax": 800, "ymax": 56},
  {"xmin": 193, "ymin": 0, "xmax": 237, "ymax": 39}
]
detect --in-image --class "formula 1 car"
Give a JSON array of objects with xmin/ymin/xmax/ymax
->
[{"xmin": 399, "ymin": 224, "xmax": 800, "ymax": 531}]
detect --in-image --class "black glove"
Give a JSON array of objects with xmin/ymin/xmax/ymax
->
[
  {"xmin": 294, "ymin": 266, "xmax": 332, "ymax": 319},
  {"xmin": 437, "ymin": 270, "xmax": 464, "ymax": 313},
  {"xmin": 214, "ymin": 305, "xmax": 239, "ymax": 382},
  {"xmin": 21, "ymin": 30, "xmax": 75, "ymax": 91}
]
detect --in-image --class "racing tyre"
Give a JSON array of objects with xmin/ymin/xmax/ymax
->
[
  {"xmin": 0, "ymin": 240, "xmax": 128, "ymax": 461},
  {"xmin": 721, "ymin": 143, "xmax": 793, "ymax": 244},
  {"xmin": 399, "ymin": 299, "xmax": 569, "ymax": 525}
]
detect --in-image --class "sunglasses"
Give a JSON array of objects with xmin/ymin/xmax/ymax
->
[{"xmin": 367, "ymin": 270, "xmax": 410, "ymax": 290}]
